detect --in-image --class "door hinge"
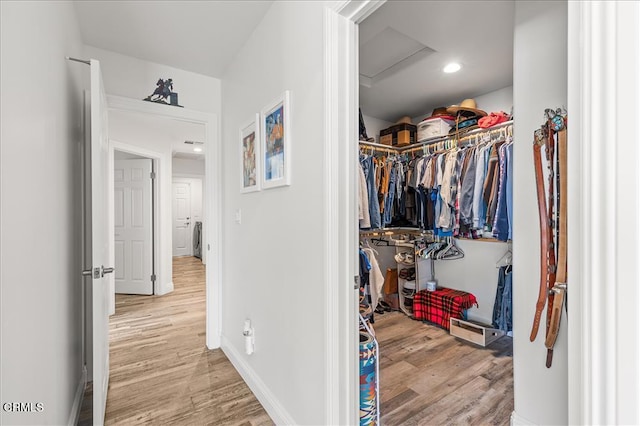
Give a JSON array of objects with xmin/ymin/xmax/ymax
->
[
  {"xmin": 151, "ymin": 274, "xmax": 156, "ymax": 283},
  {"xmin": 150, "ymin": 171, "xmax": 156, "ymax": 180},
  {"xmin": 354, "ymin": 275, "xmax": 360, "ymax": 290}
]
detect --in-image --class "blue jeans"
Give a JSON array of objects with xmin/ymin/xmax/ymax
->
[
  {"xmin": 492, "ymin": 266, "xmax": 513, "ymax": 332},
  {"xmin": 383, "ymin": 164, "xmax": 397, "ymax": 226},
  {"xmin": 360, "ymin": 156, "xmax": 381, "ymax": 229}
]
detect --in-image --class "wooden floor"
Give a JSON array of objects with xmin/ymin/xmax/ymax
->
[
  {"xmin": 373, "ymin": 311, "xmax": 514, "ymax": 425},
  {"xmin": 78, "ymin": 257, "xmax": 511, "ymax": 425},
  {"xmin": 85, "ymin": 256, "xmax": 272, "ymax": 425}
]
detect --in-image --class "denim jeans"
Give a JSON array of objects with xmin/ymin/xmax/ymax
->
[
  {"xmin": 383, "ymin": 164, "xmax": 397, "ymax": 226},
  {"xmin": 492, "ymin": 265, "xmax": 513, "ymax": 332},
  {"xmin": 360, "ymin": 156, "xmax": 381, "ymax": 229}
]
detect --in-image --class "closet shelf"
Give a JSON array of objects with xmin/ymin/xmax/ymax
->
[{"xmin": 359, "ymin": 120, "xmax": 513, "ymax": 154}]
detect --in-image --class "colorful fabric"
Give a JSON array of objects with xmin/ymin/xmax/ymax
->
[
  {"xmin": 360, "ymin": 331, "xmax": 377, "ymax": 425},
  {"xmin": 413, "ymin": 287, "xmax": 478, "ymax": 330}
]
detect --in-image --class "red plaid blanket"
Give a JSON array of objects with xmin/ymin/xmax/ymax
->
[{"xmin": 413, "ymin": 288, "xmax": 478, "ymax": 330}]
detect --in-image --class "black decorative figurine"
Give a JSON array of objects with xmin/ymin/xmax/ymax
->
[{"xmin": 144, "ymin": 78, "xmax": 183, "ymax": 107}]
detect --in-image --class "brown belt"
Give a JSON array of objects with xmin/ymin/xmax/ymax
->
[
  {"xmin": 531, "ymin": 114, "xmax": 567, "ymax": 368},
  {"xmin": 545, "ymin": 127, "xmax": 568, "ymax": 361}
]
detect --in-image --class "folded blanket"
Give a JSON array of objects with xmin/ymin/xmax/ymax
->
[{"xmin": 413, "ymin": 287, "xmax": 478, "ymax": 330}]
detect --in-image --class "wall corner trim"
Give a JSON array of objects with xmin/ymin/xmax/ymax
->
[
  {"xmin": 157, "ymin": 281, "xmax": 174, "ymax": 296},
  {"xmin": 67, "ymin": 366, "xmax": 87, "ymax": 426},
  {"xmin": 511, "ymin": 410, "xmax": 536, "ymax": 426},
  {"xmin": 221, "ymin": 337, "xmax": 296, "ymax": 425}
]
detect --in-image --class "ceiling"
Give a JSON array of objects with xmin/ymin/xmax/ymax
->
[
  {"xmin": 359, "ymin": 1, "xmax": 514, "ymax": 122},
  {"xmin": 109, "ymin": 109, "xmax": 206, "ymax": 158},
  {"xmin": 74, "ymin": 1, "xmax": 513, "ymax": 125},
  {"xmin": 74, "ymin": 1, "xmax": 273, "ymax": 78}
]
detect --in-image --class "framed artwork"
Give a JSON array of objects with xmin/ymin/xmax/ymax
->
[
  {"xmin": 261, "ymin": 91, "xmax": 291, "ymax": 189},
  {"xmin": 240, "ymin": 115, "xmax": 260, "ymax": 193}
]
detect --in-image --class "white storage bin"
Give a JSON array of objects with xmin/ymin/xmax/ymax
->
[{"xmin": 418, "ymin": 117, "xmax": 455, "ymax": 141}]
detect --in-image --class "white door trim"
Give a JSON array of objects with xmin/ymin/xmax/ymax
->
[
  {"xmin": 107, "ymin": 95, "xmax": 221, "ymax": 349},
  {"xmin": 567, "ymin": 1, "xmax": 640, "ymax": 424},
  {"xmin": 324, "ymin": 2, "xmax": 385, "ymax": 424}
]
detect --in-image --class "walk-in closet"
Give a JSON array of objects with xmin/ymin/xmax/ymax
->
[{"xmin": 357, "ymin": 2, "xmax": 516, "ymax": 424}]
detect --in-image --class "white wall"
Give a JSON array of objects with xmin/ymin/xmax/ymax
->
[
  {"xmin": 221, "ymin": 2, "xmax": 328, "ymax": 424},
  {"xmin": 83, "ymin": 46, "xmax": 221, "ymax": 115},
  {"xmin": 173, "ymin": 157, "xmax": 205, "ymax": 175},
  {"xmin": 512, "ymin": 1, "xmax": 567, "ymax": 425},
  {"xmin": 435, "ymin": 240, "xmax": 510, "ymax": 324},
  {"xmin": 1, "ymin": 2, "xmax": 86, "ymax": 425},
  {"xmin": 361, "ymin": 114, "xmax": 393, "ymax": 144}
]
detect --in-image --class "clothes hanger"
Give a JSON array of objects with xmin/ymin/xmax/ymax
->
[{"xmin": 496, "ymin": 243, "xmax": 512, "ymax": 268}]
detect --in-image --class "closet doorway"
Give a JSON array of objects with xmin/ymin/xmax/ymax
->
[{"xmin": 356, "ymin": 2, "xmax": 515, "ymax": 424}]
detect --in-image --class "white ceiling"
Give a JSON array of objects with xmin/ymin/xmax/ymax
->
[
  {"xmin": 359, "ymin": 0, "xmax": 514, "ymax": 122},
  {"xmin": 109, "ymin": 109, "xmax": 206, "ymax": 158},
  {"xmin": 74, "ymin": 1, "xmax": 273, "ymax": 78},
  {"xmin": 74, "ymin": 1, "xmax": 513, "ymax": 125}
]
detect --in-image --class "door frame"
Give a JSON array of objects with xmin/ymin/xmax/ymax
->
[
  {"xmin": 112, "ymin": 145, "xmax": 160, "ymax": 296},
  {"xmin": 107, "ymin": 95, "xmax": 221, "ymax": 349},
  {"xmin": 325, "ymin": 1, "xmax": 639, "ymax": 425}
]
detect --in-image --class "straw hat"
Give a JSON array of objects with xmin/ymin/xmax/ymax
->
[
  {"xmin": 446, "ymin": 99, "xmax": 487, "ymax": 117},
  {"xmin": 395, "ymin": 116, "xmax": 413, "ymax": 125}
]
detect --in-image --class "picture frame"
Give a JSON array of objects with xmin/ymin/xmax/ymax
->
[
  {"xmin": 261, "ymin": 90, "xmax": 291, "ymax": 189},
  {"xmin": 240, "ymin": 115, "xmax": 261, "ymax": 193}
]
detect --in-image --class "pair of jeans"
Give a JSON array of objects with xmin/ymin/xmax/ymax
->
[
  {"xmin": 360, "ymin": 156, "xmax": 381, "ymax": 229},
  {"xmin": 383, "ymin": 164, "xmax": 397, "ymax": 226},
  {"xmin": 492, "ymin": 265, "xmax": 513, "ymax": 332}
]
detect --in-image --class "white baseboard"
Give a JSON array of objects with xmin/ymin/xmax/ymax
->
[
  {"xmin": 156, "ymin": 280, "xmax": 174, "ymax": 296},
  {"xmin": 68, "ymin": 366, "xmax": 87, "ymax": 426},
  {"xmin": 221, "ymin": 336, "xmax": 296, "ymax": 425},
  {"xmin": 511, "ymin": 410, "xmax": 536, "ymax": 426}
]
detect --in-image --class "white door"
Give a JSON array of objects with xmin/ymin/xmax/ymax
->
[
  {"xmin": 172, "ymin": 182, "xmax": 192, "ymax": 257},
  {"xmin": 114, "ymin": 159, "xmax": 153, "ymax": 295},
  {"xmin": 88, "ymin": 59, "xmax": 112, "ymax": 425}
]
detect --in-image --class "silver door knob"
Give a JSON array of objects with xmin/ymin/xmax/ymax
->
[
  {"xmin": 82, "ymin": 269, "xmax": 93, "ymax": 276},
  {"xmin": 102, "ymin": 266, "xmax": 115, "ymax": 277}
]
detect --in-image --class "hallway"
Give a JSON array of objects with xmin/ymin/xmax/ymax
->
[{"xmin": 103, "ymin": 256, "xmax": 272, "ymax": 425}]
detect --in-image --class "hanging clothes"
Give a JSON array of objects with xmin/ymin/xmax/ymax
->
[{"xmin": 362, "ymin": 247, "xmax": 384, "ymax": 311}]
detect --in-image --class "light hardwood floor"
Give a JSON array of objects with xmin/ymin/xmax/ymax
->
[
  {"xmin": 84, "ymin": 256, "xmax": 272, "ymax": 425},
  {"xmin": 373, "ymin": 311, "xmax": 514, "ymax": 425}
]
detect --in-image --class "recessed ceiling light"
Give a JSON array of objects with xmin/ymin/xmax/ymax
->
[
  {"xmin": 443, "ymin": 62, "xmax": 462, "ymax": 73},
  {"xmin": 193, "ymin": 147, "xmax": 202, "ymax": 152}
]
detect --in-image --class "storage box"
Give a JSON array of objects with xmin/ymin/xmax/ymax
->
[
  {"xmin": 417, "ymin": 117, "xmax": 455, "ymax": 141},
  {"xmin": 380, "ymin": 123, "xmax": 417, "ymax": 146},
  {"xmin": 449, "ymin": 318, "xmax": 505, "ymax": 347}
]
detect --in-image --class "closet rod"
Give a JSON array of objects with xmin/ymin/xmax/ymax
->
[
  {"xmin": 358, "ymin": 140, "xmax": 398, "ymax": 154},
  {"xmin": 399, "ymin": 120, "xmax": 514, "ymax": 152},
  {"xmin": 359, "ymin": 227, "xmax": 432, "ymax": 238}
]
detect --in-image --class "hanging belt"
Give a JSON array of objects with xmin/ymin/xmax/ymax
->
[
  {"xmin": 545, "ymin": 127, "xmax": 568, "ymax": 365},
  {"xmin": 531, "ymin": 115, "xmax": 567, "ymax": 368},
  {"xmin": 530, "ymin": 134, "xmax": 549, "ymax": 342}
]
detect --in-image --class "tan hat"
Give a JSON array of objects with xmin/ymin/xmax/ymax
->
[
  {"xmin": 395, "ymin": 115, "xmax": 413, "ymax": 125},
  {"xmin": 446, "ymin": 99, "xmax": 487, "ymax": 117}
]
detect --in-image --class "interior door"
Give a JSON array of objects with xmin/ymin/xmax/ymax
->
[
  {"xmin": 172, "ymin": 182, "xmax": 192, "ymax": 257},
  {"xmin": 88, "ymin": 59, "xmax": 112, "ymax": 425},
  {"xmin": 114, "ymin": 159, "xmax": 153, "ymax": 295}
]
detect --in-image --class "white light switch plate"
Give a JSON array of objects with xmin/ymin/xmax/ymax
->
[{"xmin": 235, "ymin": 209, "xmax": 242, "ymax": 224}]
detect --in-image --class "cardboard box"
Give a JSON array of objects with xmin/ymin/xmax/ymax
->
[{"xmin": 380, "ymin": 123, "xmax": 417, "ymax": 146}]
